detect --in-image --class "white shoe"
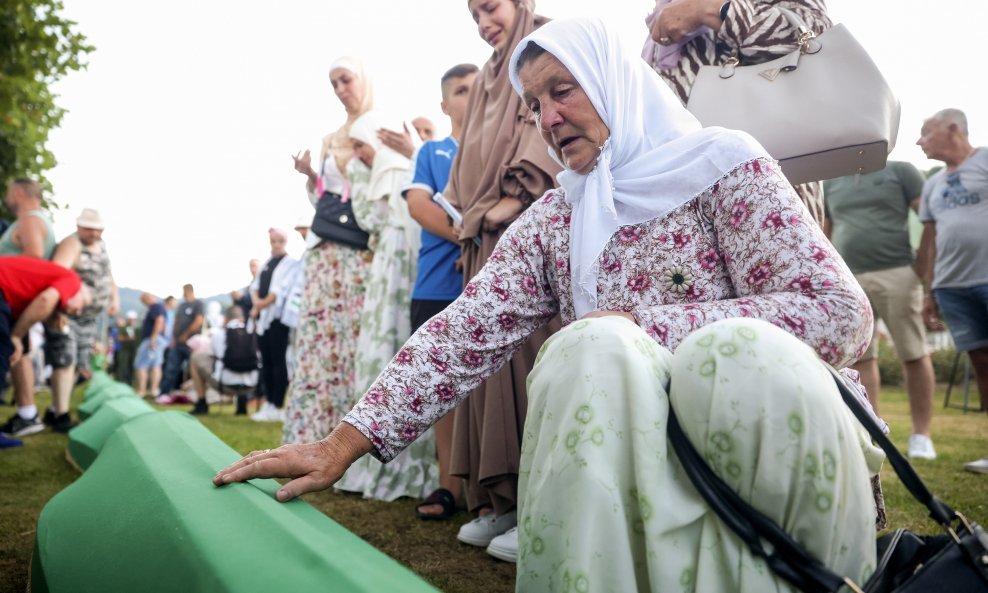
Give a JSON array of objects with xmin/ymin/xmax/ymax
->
[
  {"xmin": 457, "ymin": 510, "xmax": 516, "ymax": 547},
  {"xmin": 907, "ymin": 434, "xmax": 937, "ymax": 460},
  {"xmin": 250, "ymin": 402, "xmax": 284, "ymax": 422},
  {"xmin": 964, "ymin": 457, "xmax": 988, "ymax": 474},
  {"xmin": 486, "ymin": 526, "xmax": 518, "ymax": 562}
]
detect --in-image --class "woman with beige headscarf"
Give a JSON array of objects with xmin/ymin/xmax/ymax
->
[
  {"xmin": 442, "ymin": 0, "xmax": 561, "ymax": 560},
  {"xmin": 281, "ymin": 57, "xmax": 376, "ymax": 443}
]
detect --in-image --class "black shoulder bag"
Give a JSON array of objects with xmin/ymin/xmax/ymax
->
[
  {"xmin": 667, "ymin": 366, "xmax": 988, "ymax": 593},
  {"xmin": 310, "ymin": 191, "xmax": 370, "ymax": 250}
]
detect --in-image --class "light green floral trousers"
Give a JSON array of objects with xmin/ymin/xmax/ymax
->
[{"xmin": 517, "ymin": 316, "xmax": 883, "ymax": 593}]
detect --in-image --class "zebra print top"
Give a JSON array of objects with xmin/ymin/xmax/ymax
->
[{"xmin": 645, "ymin": 0, "xmax": 832, "ymax": 226}]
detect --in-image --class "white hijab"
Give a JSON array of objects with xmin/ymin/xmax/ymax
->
[
  {"xmin": 348, "ymin": 111, "xmax": 421, "ymax": 250},
  {"xmin": 508, "ymin": 17, "xmax": 769, "ymax": 318},
  {"xmin": 348, "ymin": 111, "xmax": 418, "ymax": 200}
]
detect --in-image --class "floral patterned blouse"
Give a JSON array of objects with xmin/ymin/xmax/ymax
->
[{"xmin": 343, "ymin": 158, "xmax": 873, "ymax": 461}]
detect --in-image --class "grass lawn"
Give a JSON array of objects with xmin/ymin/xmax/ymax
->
[{"xmin": 1, "ymin": 383, "xmax": 986, "ymax": 593}]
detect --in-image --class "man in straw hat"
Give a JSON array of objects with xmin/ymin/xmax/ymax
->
[{"xmin": 44, "ymin": 208, "xmax": 119, "ymax": 432}]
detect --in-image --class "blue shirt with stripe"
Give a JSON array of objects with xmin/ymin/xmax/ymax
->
[{"xmin": 404, "ymin": 137, "xmax": 463, "ymax": 301}]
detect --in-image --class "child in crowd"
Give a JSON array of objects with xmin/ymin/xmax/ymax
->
[{"xmin": 402, "ymin": 63, "xmax": 480, "ymax": 520}]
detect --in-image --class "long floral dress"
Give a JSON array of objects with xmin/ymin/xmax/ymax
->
[
  {"xmin": 333, "ymin": 164, "xmax": 439, "ymax": 501},
  {"xmin": 281, "ymin": 162, "xmax": 373, "ymax": 445}
]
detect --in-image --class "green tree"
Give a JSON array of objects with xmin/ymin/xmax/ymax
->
[{"xmin": 0, "ymin": 0, "xmax": 94, "ymax": 220}]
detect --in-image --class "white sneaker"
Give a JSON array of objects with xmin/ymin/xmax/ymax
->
[
  {"xmin": 963, "ymin": 457, "xmax": 988, "ymax": 474},
  {"xmin": 486, "ymin": 526, "xmax": 518, "ymax": 562},
  {"xmin": 250, "ymin": 402, "xmax": 284, "ymax": 423},
  {"xmin": 907, "ymin": 434, "xmax": 937, "ymax": 460},
  {"xmin": 457, "ymin": 510, "xmax": 516, "ymax": 547}
]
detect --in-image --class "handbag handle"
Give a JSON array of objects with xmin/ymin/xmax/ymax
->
[
  {"xmin": 719, "ymin": 7, "xmax": 821, "ymax": 78},
  {"xmin": 777, "ymin": 8, "xmax": 822, "ymax": 54}
]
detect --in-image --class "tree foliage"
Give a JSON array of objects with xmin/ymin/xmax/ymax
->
[{"xmin": 0, "ymin": 0, "xmax": 94, "ymax": 220}]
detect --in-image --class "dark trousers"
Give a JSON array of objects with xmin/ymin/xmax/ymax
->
[
  {"xmin": 0, "ymin": 291, "xmax": 12, "ymax": 396},
  {"xmin": 410, "ymin": 299, "xmax": 454, "ymax": 332},
  {"xmin": 160, "ymin": 343, "xmax": 191, "ymax": 395},
  {"xmin": 114, "ymin": 344, "xmax": 137, "ymax": 386},
  {"xmin": 258, "ymin": 320, "xmax": 290, "ymax": 408}
]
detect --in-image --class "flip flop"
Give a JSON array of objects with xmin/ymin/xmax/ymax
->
[{"xmin": 415, "ymin": 488, "xmax": 456, "ymax": 521}]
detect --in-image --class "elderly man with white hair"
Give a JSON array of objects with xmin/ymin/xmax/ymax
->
[
  {"xmin": 45, "ymin": 207, "xmax": 119, "ymax": 432},
  {"xmin": 916, "ymin": 107, "xmax": 988, "ymax": 474}
]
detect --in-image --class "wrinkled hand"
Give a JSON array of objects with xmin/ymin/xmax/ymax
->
[
  {"xmin": 377, "ymin": 124, "xmax": 415, "ymax": 159},
  {"xmin": 580, "ymin": 310, "xmax": 636, "ymax": 323},
  {"xmin": 213, "ymin": 424, "xmax": 372, "ymax": 501},
  {"xmin": 922, "ymin": 294, "xmax": 945, "ymax": 331},
  {"xmin": 483, "ymin": 198, "xmax": 524, "ymax": 232},
  {"xmin": 651, "ymin": 0, "xmax": 707, "ymax": 45},
  {"xmin": 292, "ymin": 150, "xmax": 315, "ymax": 177},
  {"xmin": 10, "ymin": 338, "xmax": 23, "ymax": 366}
]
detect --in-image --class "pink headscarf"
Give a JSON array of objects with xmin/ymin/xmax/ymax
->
[{"xmin": 268, "ymin": 227, "xmax": 288, "ymax": 241}]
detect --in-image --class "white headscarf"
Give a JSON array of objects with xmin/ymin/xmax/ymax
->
[
  {"xmin": 347, "ymin": 111, "xmax": 417, "ymax": 202},
  {"xmin": 348, "ymin": 111, "xmax": 421, "ymax": 251},
  {"xmin": 508, "ymin": 17, "xmax": 769, "ymax": 318}
]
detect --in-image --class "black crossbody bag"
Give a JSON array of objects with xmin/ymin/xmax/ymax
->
[
  {"xmin": 667, "ymin": 366, "xmax": 988, "ymax": 593},
  {"xmin": 310, "ymin": 191, "xmax": 370, "ymax": 250}
]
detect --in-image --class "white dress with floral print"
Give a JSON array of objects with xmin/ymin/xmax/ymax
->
[{"xmin": 333, "ymin": 166, "xmax": 439, "ymax": 501}]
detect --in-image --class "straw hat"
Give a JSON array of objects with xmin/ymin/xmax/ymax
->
[{"xmin": 76, "ymin": 208, "xmax": 105, "ymax": 230}]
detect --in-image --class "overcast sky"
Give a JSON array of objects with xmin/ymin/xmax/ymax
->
[{"xmin": 44, "ymin": 0, "xmax": 987, "ymax": 298}]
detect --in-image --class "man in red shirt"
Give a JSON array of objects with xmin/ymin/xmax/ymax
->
[{"xmin": 0, "ymin": 256, "xmax": 89, "ymax": 439}]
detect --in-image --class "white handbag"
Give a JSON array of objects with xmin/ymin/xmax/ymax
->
[{"xmin": 686, "ymin": 9, "xmax": 900, "ymax": 185}]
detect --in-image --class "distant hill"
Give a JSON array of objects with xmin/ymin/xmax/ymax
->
[{"xmin": 114, "ymin": 287, "xmax": 232, "ymax": 322}]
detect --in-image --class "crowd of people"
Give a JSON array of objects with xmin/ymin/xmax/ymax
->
[{"xmin": 3, "ymin": 0, "xmax": 987, "ymax": 590}]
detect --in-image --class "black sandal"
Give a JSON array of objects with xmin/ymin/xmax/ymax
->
[{"xmin": 415, "ymin": 488, "xmax": 456, "ymax": 521}]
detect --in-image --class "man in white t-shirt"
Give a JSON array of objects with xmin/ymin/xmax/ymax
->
[{"xmin": 916, "ymin": 108, "xmax": 988, "ymax": 474}]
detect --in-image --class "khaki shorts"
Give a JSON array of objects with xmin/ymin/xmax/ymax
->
[
  {"xmin": 855, "ymin": 265, "xmax": 927, "ymax": 362},
  {"xmin": 191, "ymin": 351, "xmax": 220, "ymax": 390}
]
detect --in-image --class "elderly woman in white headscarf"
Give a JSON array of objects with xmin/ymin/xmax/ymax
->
[{"xmin": 215, "ymin": 17, "xmax": 882, "ymax": 591}]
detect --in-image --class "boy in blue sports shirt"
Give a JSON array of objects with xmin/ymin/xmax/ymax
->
[{"xmin": 402, "ymin": 63, "xmax": 479, "ymax": 520}]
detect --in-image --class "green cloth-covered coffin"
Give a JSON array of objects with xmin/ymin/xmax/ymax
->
[
  {"xmin": 66, "ymin": 397, "xmax": 155, "ymax": 470},
  {"xmin": 33, "ymin": 412, "xmax": 440, "ymax": 593},
  {"xmin": 76, "ymin": 383, "xmax": 137, "ymax": 421},
  {"xmin": 81, "ymin": 371, "xmax": 115, "ymax": 401}
]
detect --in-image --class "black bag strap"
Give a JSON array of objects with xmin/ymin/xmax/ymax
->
[
  {"xmin": 822, "ymin": 365, "xmax": 956, "ymax": 526},
  {"xmin": 667, "ymin": 365, "xmax": 959, "ymax": 593},
  {"xmin": 668, "ymin": 408, "xmax": 848, "ymax": 593}
]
